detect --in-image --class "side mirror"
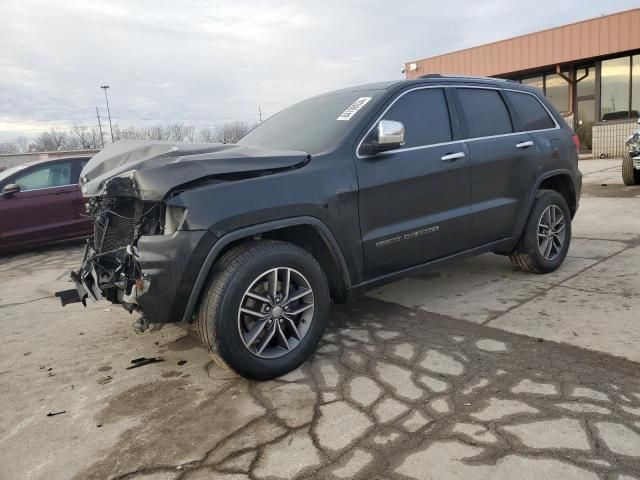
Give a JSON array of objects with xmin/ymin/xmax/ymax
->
[
  {"xmin": 1, "ymin": 183, "xmax": 20, "ymax": 198},
  {"xmin": 361, "ymin": 120, "xmax": 405, "ymax": 156}
]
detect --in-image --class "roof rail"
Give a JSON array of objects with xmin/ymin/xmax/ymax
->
[{"xmin": 418, "ymin": 74, "xmax": 514, "ymax": 82}]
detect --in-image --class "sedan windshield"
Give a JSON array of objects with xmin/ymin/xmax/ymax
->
[{"xmin": 238, "ymin": 89, "xmax": 384, "ymax": 154}]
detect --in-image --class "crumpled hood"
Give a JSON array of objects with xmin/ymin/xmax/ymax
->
[{"xmin": 80, "ymin": 140, "xmax": 310, "ymax": 201}]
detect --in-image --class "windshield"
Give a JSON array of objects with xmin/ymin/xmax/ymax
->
[
  {"xmin": 238, "ymin": 90, "xmax": 384, "ymax": 154},
  {"xmin": 0, "ymin": 164, "xmax": 29, "ymax": 184}
]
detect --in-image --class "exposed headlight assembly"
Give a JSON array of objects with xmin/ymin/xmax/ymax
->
[{"xmin": 163, "ymin": 205, "xmax": 188, "ymax": 235}]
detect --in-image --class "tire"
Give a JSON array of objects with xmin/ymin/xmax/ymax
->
[
  {"xmin": 509, "ymin": 189, "xmax": 571, "ymax": 274},
  {"xmin": 195, "ymin": 240, "xmax": 330, "ymax": 380},
  {"xmin": 622, "ymin": 153, "xmax": 640, "ymax": 186}
]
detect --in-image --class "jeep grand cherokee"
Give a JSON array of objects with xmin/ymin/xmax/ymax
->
[{"xmin": 57, "ymin": 75, "xmax": 582, "ymax": 380}]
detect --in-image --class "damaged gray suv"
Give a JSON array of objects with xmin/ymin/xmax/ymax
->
[{"xmin": 57, "ymin": 75, "xmax": 582, "ymax": 380}]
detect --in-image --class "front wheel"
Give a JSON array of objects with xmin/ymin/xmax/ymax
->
[
  {"xmin": 622, "ymin": 153, "xmax": 640, "ymax": 186},
  {"xmin": 195, "ymin": 240, "xmax": 330, "ymax": 380},
  {"xmin": 509, "ymin": 189, "xmax": 571, "ymax": 274}
]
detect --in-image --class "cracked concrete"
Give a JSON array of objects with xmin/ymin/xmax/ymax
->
[{"xmin": 1, "ymin": 159, "xmax": 640, "ymax": 480}]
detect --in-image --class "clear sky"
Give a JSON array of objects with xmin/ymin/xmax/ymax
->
[{"xmin": 1, "ymin": 0, "xmax": 638, "ymax": 140}]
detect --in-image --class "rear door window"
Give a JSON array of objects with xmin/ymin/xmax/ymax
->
[
  {"xmin": 14, "ymin": 162, "xmax": 73, "ymax": 191},
  {"xmin": 505, "ymin": 91, "xmax": 556, "ymax": 131},
  {"xmin": 375, "ymin": 88, "xmax": 452, "ymax": 149},
  {"xmin": 457, "ymin": 88, "xmax": 513, "ymax": 138}
]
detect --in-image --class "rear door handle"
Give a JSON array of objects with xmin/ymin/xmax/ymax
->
[
  {"xmin": 516, "ymin": 141, "xmax": 534, "ymax": 149},
  {"xmin": 441, "ymin": 152, "xmax": 465, "ymax": 161}
]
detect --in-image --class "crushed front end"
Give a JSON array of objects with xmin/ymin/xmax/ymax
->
[
  {"xmin": 69, "ymin": 196, "xmax": 161, "ymax": 312},
  {"xmin": 55, "ymin": 140, "xmax": 308, "ymax": 323},
  {"xmin": 58, "ymin": 191, "xmax": 212, "ymax": 324}
]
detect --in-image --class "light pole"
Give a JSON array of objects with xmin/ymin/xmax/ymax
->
[{"xmin": 100, "ymin": 85, "xmax": 114, "ymax": 142}]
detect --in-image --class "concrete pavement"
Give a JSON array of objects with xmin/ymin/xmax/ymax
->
[
  {"xmin": 371, "ymin": 158, "xmax": 640, "ymax": 363},
  {"xmin": 0, "ymin": 158, "xmax": 639, "ymax": 479}
]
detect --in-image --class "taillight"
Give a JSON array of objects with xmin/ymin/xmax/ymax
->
[{"xmin": 571, "ymin": 134, "xmax": 580, "ymax": 152}]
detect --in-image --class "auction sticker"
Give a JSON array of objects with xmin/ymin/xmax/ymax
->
[{"xmin": 337, "ymin": 97, "xmax": 372, "ymax": 121}]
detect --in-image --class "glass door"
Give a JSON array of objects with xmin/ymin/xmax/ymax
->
[
  {"xmin": 575, "ymin": 65, "xmax": 596, "ymax": 153},
  {"xmin": 576, "ymin": 99, "xmax": 595, "ymax": 152}
]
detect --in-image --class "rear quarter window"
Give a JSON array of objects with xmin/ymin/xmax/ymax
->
[
  {"xmin": 457, "ymin": 88, "xmax": 513, "ymax": 138},
  {"xmin": 505, "ymin": 91, "xmax": 556, "ymax": 131}
]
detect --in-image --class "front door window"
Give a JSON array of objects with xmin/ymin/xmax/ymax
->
[{"xmin": 14, "ymin": 162, "xmax": 72, "ymax": 191}]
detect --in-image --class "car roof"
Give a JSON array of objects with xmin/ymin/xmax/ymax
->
[
  {"xmin": 313, "ymin": 75, "xmax": 526, "ymax": 100},
  {"xmin": 14, "ymin": 156, "xmax": 91, "ymax": 169}
]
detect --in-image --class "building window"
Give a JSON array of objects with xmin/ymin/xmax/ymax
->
[
  {"xmin": 576, "ymin": 67, "xmax": 595, "ymax": 97},
  {"xmin": 600, "ymin": 56, "xmax": 632, "ymax": 121},
  {"xmin": 545, "ymin": 73, "xmax": 569, "ymax": 114},
  {"xmin": 520, "ymin": 73, "xmax": 569, "ymax": 114},
  {"xmin": 632, "ymin": 55, "xmax": 640, "ymax": 117},
  {"xmin": 522, "ymin": 76, "xmax": 543, "ymax": 90}
]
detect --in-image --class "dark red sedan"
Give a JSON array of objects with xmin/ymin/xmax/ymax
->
[{"xmin": 0, "ymin": 156, "xmax": 93, "ymax": 253}]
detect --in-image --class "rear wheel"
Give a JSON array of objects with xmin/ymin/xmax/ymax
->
[
  {"xmin": 509, "ymin": 189, "xmax": 571, "ymax": 274},
  {"xmin": 195, "ymin": 240, "xmax": 329, "ymax": 380},
  {"xmin": 622, "ymin": 153, "xmax": 640, "ymax": 186}
]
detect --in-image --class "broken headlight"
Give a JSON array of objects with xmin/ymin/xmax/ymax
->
[{"xmin": 163, "ymin": 205, "xmax": 188, "ymax": 235}]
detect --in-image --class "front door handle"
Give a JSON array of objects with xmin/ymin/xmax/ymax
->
[
  {"xmin": 516, "ymin": 140, "xmax": 534, "ymax": 148},
  {"xmin": 441, "ymin": 152, "xmax": 465, "ymax": 161}
]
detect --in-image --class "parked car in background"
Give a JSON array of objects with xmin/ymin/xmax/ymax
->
[
  {"xmin": 622, "ymin": 118, "xmax": 640, "ymax": 186},
  {"xmin": 0, "ymin": 156, "xmax": 93, "ymax": 253}
]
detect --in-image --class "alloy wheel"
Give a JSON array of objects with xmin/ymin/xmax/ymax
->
[
  {"xmin": 537, "ymin": 205, "xmax": 566, "ymax": 261},
  {"xmin": 237, "ymin": 267, "xmax": 314, "ymax": 359}
]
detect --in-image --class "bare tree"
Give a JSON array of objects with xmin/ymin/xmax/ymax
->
[
  {"xmin": 13, "ymin": 136, "xmax": 29, "ymax": 153},
  {"xmin": 70, "ymin": 125, "xmax": 99, "ymax": 149},
  {"xmin": 197, "ymin": 127, "xmax": 218, "ymax": 143},
  {"xmin": 112, "ymin": 125, "xmax": 146, "ymax": 141},
  {"xmin": 166, "ymin": 123, "xmax": 196, "ymax": 142},
  {"xmin": 216, "ymin": 121, "xmax": 253, "ymax": 144},
  {"xmin": 21, "ymin": 120, "xmax": 255, "ymax": 153},
  {"xmin": 0, "ymin": 142, "xmax": 20, "ymax": 154},
  {"xmin": 29, "ymin": 128, "xmax": 69, "ymax": 152}
]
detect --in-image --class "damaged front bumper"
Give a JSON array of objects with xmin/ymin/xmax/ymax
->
[
  {"xmin": 57, "ymin": 241, "xmax": 149, "ymax": 309},
  {"xmin": 56, "ymin": 229, "xmax": 212, "ymax": 324}
]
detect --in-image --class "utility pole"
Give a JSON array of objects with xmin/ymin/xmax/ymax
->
[
  {"xmin": 258, "ymin": 105, "xmax": 263, "ymax": 122},
  {"xmin": 96, "ymin": 107, "xmax": 105, "ymax": 147},
  {"xmin": 100, "ymin": 85, "xmax": 114, "ymax": 142}
]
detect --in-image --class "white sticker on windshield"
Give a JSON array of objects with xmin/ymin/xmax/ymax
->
[{"xmin": 337, "ymin": 97, "xmax": 372, "ymax": 121}]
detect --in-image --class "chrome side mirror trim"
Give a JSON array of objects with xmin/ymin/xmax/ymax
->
[
  {"xmin": 360, "ymin": 120, "xmax": 406, "ymax": 156},
  {"xmin": 377, "ymin": 120, "xmax": 405, "ymax": 146}
]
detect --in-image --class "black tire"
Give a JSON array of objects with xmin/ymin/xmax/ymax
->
[
  {"xmin": 195, "ymin": 240, "xmax": 330, "ymax": 380},
  {"xmin": 509, "ymin": 189, "xmax": 571, "ymax": 274},
  {"xmin": 622, "ymin": 153, "xmax": 640, "ymax": 186}
]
